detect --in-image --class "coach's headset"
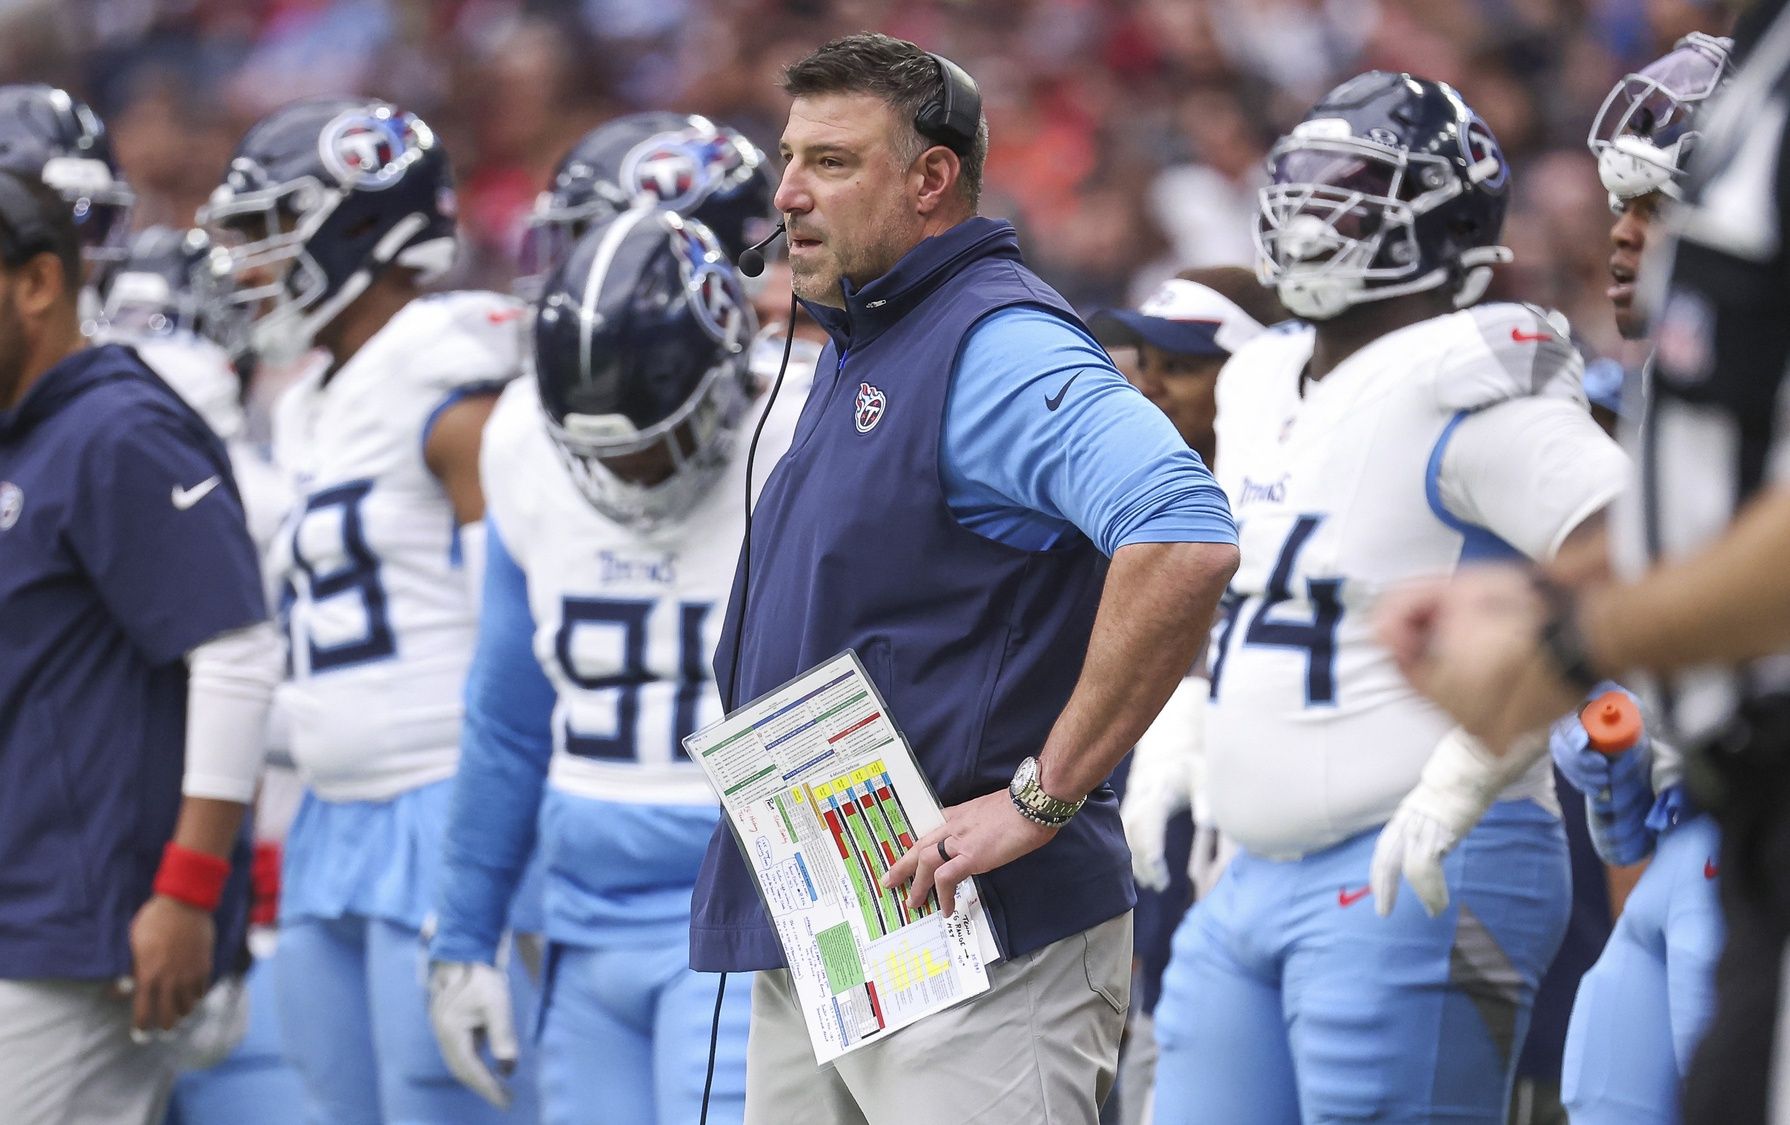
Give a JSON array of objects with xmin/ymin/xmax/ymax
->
[
  {"xmin": 915, "ymin": 52, "xmax": 984, "ymax": 157},
  {"xmin": 698, "ymin": 50, "xmax": 985, "ymax": 1125},
  {"xmin": 0, "ymin": 171, "xmax": 58, "ymax": 270}
]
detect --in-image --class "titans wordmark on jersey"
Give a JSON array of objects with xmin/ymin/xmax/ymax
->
[
  {"xmin": 1205, "ymin": 303, "xmax": 1625, "ymax": 859},
  {"xmin": 268, "ymin": 290, "xmax": 524, "ymax": 802},
  {"xmin": 481, "ymin": 361, "xmax": 810, "ymax": 807}
]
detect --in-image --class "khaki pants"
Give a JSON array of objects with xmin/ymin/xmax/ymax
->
[
  {"xmin": 745, "ymin": 911, "xmax": 1132, "ymax": 1125},
  {"xmin": 0, "ymin": 979, "xmax": 178, "ymax": 1125}
]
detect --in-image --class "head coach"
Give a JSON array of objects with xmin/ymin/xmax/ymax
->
[
  {"xmin": 0, "ymin": 169, "xmax": 280, "ymax": 1124},
  {"xmin": 695, "ymin": 33, "xmax": 1239, "ymax": 1123}
]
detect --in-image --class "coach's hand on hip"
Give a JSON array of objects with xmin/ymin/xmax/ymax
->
[
  {"xmin": 883, "ymin": 790, "xmax": 1056, "ymax": 916},
  {"xmin": 126, "ymin": 894, "xmax": 215, "ymax": 1033}
]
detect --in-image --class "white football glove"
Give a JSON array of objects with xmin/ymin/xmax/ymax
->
[
  {"xmin": 1369, "ymin": 727, "xmax": 1548, "ymax": 918},
  {"xmin": 427, "ymin": 961, "xmax": 518, "ymax": 1109},
  {"xmin": 171, "ymin": 974, "xmax": 250, "ymax": 1070},
  {"xmin": 1121, "ymin": 676, "xmax": 1208, "ymax": 891}
]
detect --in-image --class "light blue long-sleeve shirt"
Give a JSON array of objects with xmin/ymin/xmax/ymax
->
[
  {"xmin": 941, "ymin": 306, "xmax": 1235, "ymax": 553},
  {"xmin": 430, "ymin": 518, "xmax": 553, "ymax": 964}
]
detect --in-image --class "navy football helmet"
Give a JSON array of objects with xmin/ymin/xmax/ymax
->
[
  {"xmin": 1589, "ymin": 32, "xmax": 1733, "ymax": 210},
  {"xmin": 95, "ymin": 225, "xmax": 246, "ymax": 354},
  {"xmin": 200, "ymin": 97, "xmax": 457, "ymax": 366},
  {"xmin": 1256, "ymin": 72, "xmax": 1512, "ymax": 320},
  {"xmin": 0, "ymin": 84, "xmax": 134, "ymax": 266},
  {"xmin": 518, "ymin": 112, "xmax": 773, "ymax": 294},
  {"xmin": 532, "ymin": 207, "xmax": 755, "ymax": 529}
]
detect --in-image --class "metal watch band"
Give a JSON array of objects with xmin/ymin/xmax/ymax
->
[
  {"xmin": 1009, "ymin": 758, "xmax": 1085, "ymax": 829},
  {"xmin": 1009, "ymin": 789, "xmax": 1077, "ymax": 829}
]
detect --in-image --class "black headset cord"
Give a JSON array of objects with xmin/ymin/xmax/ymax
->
[{"xmin": 700, "ymin": 290, "xmax": 800, "ymax": 1125}]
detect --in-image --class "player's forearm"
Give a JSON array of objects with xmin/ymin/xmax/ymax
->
[
  {"xmin": 1547, "ymin": 512, "xmax": 1612, "ymax": 587},
  {"xmin": 167, "ymin": 795, "xmax": 249, "ymax": 862},
  {"xmin": 1584, "ymin": 482, "xmax": 1790, "ymax": 673},
  {"xmin": 1037, "ymin": 539, "xmax": 1237, "ymax": 801}
]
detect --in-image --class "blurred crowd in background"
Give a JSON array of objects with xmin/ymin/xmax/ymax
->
[{"xmin": 0, "ymin": 0, "xmax": 1719, "ymax": 373}]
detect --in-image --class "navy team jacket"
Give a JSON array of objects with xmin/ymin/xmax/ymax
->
[{"xmin": 0, "ymin": 344, "xmax": 263, "ymax": 979}]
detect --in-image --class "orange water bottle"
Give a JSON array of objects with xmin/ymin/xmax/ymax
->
[{"xmin": 1580, "ymin": 689, "xmax": 1644, "ymax": 755}]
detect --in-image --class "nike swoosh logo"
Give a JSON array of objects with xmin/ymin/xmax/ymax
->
[
  {"xmin": 1044, "ymin": 372, "xmax": 1083, "ymax": 411},
  {"xmin": 172, "ymin": 476, "xmax": 222, "ymax": 511},
  {"xmin": 1510, "ymin": 327, "xmax": 1551, "ymax": 344},
  {"xmin": 1337, "ymin": 885, "xmax": 1371, "ymax": 907},
  {"xmin": 1705, "ymin": 859, "xmax": 1719, "ymax": 880}
]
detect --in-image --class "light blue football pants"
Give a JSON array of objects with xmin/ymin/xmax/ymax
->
[
  {"xmin": 538, "ymin": 942, "xmax": 749, "ymax": 1125},
  {"xmin": 1153, "ymin": 800, "xmax": 1570, "ymax": 1124},
  {"xmin": 276, "ymin": 914, "xmax": 540, "ymax": 1125},
  {"xmin": 1560, "ymin": 813, "xmax": 1724, "ymax": 1125},
  {"xmin": 165, "ymin": 955, "xmax": 306, "ymax": 1125}
]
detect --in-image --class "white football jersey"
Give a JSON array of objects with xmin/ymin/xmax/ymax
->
[
  {"xmin": 268, "ymin": 291, "xmax": 525, "ymax": 801},
  {"xmin": 481, "ymin": 361, "xmax": 811, "ymax": 806},
  {"xmin": 1205, "ymin": 304, "xmax": 1628, "ymax": 859},
  {"xmin": 119, "ymin": 330, "xmax": 292, "ymax": 562}
]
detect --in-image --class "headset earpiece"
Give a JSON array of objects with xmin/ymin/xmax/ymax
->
[{"xmin": 914, "ymin": 52, "xmax": 982, "ymax": 157}]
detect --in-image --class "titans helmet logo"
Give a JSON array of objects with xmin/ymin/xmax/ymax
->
[
  {"xmin": 320, "ymin": 108, "xmax": 430, "ymax": 191},
  {"xmin": 670, "ymin": 219, "xmax": 747, "ymax": 347},
  {"xmin": 620, "ymin": 130, "xmax": 738, "ymax": 212}
]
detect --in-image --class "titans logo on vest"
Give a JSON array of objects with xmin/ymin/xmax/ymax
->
[
  {"xmin": 855, "ymin": 383, "xmax": 887, "ymax": 433},
  {"xmin": 0, "ymin": 482, "xmax": 20, "ymax": 531}
]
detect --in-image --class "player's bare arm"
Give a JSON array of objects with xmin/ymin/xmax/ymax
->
[{"xmin": 425, "ymin": 392, "xmax": 501, "ymax": 525}]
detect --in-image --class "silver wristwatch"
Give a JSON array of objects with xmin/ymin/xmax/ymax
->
[{"xmin": 1008, "ymin": 756, "xmax": 1084, "ymax": 829}]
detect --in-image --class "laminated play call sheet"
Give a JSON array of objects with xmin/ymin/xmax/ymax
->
[{"xmin": 685, "ymin": 651, "xmax": 997, "ymax": 1064}]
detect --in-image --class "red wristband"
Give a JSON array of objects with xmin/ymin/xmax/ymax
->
[
  {"xmin": 152, "ymin": 843, "xmax": 231, "ymax": 912},
  {"xmin": 249, "ymin": 841, "xmax": 282, "ymax": 927}
]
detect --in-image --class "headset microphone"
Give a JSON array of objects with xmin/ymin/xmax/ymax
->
[{"xmin": 737, "ymin": 222, "xmax": 786, "ymax": 278}]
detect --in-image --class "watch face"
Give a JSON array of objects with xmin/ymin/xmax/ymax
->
[{"xmin": 1012, "ymin": 757, "xmax": 1038, "ymax": 791}]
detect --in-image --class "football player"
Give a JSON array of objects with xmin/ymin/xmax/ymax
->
[
  {"xmin": 1548, "ymin": 34, "xmax": 1733, "ymax": 1125},
  {"xmin": 201, "ymin": 98, "xmax": 537, "ymax": 1124},
  {"xmin": 516, "ymin": 110, "xmax": 775, "ymax": 298},
  {"xmin": 428, "ymin": 208, "xmax": 802, "ymax": 1124},
  {"xmin": 0, "ymin": 84, "xmax": 136, "ymax": 295},
  {"xmin": 1148, "ymin": 73, "xmax": 1629, "ymax": 1123},
  {"xmin": 514, "ymin": 111, "xmax": 813, "ymax": 412}
]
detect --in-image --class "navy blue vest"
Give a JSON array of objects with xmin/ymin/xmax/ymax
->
[{"xmin": 692, "ymin": 218, "xmax": 1134, "ymax": 971}]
